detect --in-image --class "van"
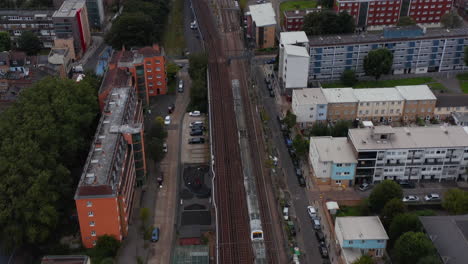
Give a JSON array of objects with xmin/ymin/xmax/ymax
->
[
  {"xmin": 151, "ymin": 227, "xmax": 160, "ymax": 242},
  {"xmin": 283, "ymin": 207, "xmax": 289, "ymax": 220},
  {"xmin": 307, "ymin": 206, "xmax": 317, "ymax": 219}
]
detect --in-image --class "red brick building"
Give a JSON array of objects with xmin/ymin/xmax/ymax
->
[
  {"xmin": 283, "ymin": 8, "xmax": 322, "ymax": 31},
  {"xmin": 75, "ymin": 85, "xmax": 145, "ymax": 248},
  {"xmin": 334, "ymin": 0, "xmax": 453, "ymax": 28}
]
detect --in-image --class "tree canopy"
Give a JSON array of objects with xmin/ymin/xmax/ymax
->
[
  {"xmin": 363, "ymin": 48, "xmax": 393, "ymax": 80},
  {"xmin": 381, "ymin": 198, "xmax": 407, "ymax": 227},
  {"xmin": 389, "ymin": 213, "xmax": 423, "ymax": 242},
  {"xmin": 341, "ymin": 69, "xmax": 358, "ymax": 87},
  {"xmin": 188, "ymin": 53, "xmax": 208, "ymax": 113},
  {"xmin": 293, "ymin": 134, "xmax": 309, "ymax": 159},
  {"xmin": 441, "ymin": 11, "xmax": 462, "ymax": 29},
  {"xmin": 105, "ymin": 0, "xmax": 169, "ymax": 49},
  {"xmin": 146, "ymin": 116, "xmax": 167, "ymax": 162},
  {"xmin": 88, "ymin": 235, "xmax": 121, "ymax": 264},
  {"xmin": 352, "ymin": 255, "xmax": 375, "ymax": 264},
  {"xmin": 442, "ymin": 188, "xmax": 468, "ymax": 214},
  {"xmin": 303, "ymin": 11, "xmax": 355, "ymax": 36},
  {"xmin": 306, "ymin": 120, "xmax": 353, "ymax": 137},
  {"xmin": 394, "ymin": 232, "xmax": 437, "ymax": 264},
  {"xmin": 0, "ymin": 32, "xmax": 11, "ymax": 52},
  {"xmin": 283, "ymin": 110, "xmax": 297, "ymax": 129},
  {"xmin": 0, "ymin": 77, "xmax": 98, "ymax": 250},
  {"xmin": 18, "ymin": 31, "xmax": 42, "ymax": 55},
  {"xmin": 368, "ymin": 180, "xmax": 403, "ymax": 212}
]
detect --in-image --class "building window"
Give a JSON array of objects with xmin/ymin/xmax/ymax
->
[
  {"xmin": 148, "ymin": 76, "xmax": 153, "ymax": 80},
  {"xmin": 147, "ymin": 69, "xmax": 152, "ymax": 72},
  {"xmin": 86, "ymin": 201, "xmax": 92, "ymax": 207},
  {"xmin": 91, "ymin": 231, "xmax": 96, "ymax": 236},
  {"xmin": 155, "ymin": 60, "xmax": 161, "ymax": 64},
  {"xmin": 157, "ymin": 74, "xmax": 162, "ymax": 78},
  {"xmin": 88, "ymin": 211, "xmax": 94, "ymax": 217},
  {"xmin": 337, "ymin": 164, "xmax": 342, "ymax": 167},
  {"xmin": 156, "ymin": 67, "xmax": 161, "ymax": 71},
  {"xmin": 90, "ymin": 221, "xmax": 95, "ymax": 227},
  {"xmin": 157, "ymin": 81, "xmax": 162, "ymax": 85},
  {"xmin": 335, "ymin": 180, "xmax": 342, "ymax": 184}
]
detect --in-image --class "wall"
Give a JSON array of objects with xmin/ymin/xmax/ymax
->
[
  {"xmin": 331, "ymin": 163, "xmax": 356, "ymax": 181},
  {"xmin": 403, "ymin": 99, "xmax": 436, "ymax": 121},
  {"xmin": 256, "ymin": 25, "xmax": 275, "ymax": 49},
  {"xmin": 309, "ymin": 140, "xmax": 331, "ymax": 179},
  {"xmin": 327, "ymin": 103, "xmax": 358, "ymax": 121},
  {"xmin": 342, "ymin": 239, "xmax": 387, "ymax": 249},
  {"xmin": 356, "ymin": 100, "xmax": 404, "ymax": 121},
  {"xmin": 284, "ymin": 53, "xmax": 309, "ymax": 89}
]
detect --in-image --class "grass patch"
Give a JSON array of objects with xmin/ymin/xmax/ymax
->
[
  {"xmin": 428, "ymin": 82, "xmax": 448, "ymax": 92},
  {"xmin": 279, "ymin": 1, "xmax": 318, "ymax": 26},
  {"xmin": 336, "ymin": 206, "xmax": 362, "ymax": 217},
  {"xmin": 163, "ymin": 0, "xmax": 185, "ymax": 56},
  {"xmin": 461, "ymin": 81, "xmax": 468, "ymax": 93},
  {"xmin": 322, "ymin": 77, "xmax": 434, "ymax": 89},
  {"xmin": 456, "ymin": 72, "xmax": 468, "ymax": 81},
  {"xmin": 412, "ymin": 209, "xmax": 436, "ymax": 216}
]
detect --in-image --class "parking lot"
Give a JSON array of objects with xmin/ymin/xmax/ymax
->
[{"xmin": 181, "ymin": 114, "xmax": 210, "ymax": 164}]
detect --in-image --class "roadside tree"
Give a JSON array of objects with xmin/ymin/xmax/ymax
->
[
  {"xmin": 381, "ymin": 198, "xmax": 407, "ymax": 227},
  {"xmin": 394, "ymin": 232, "xmax": 437, "ymax": 264},
  {"xmin": 368, "ymin": 180, "xmax": 403, "ymax": 212},
  {"xmin": 352, "ymin": 255, "xmax": 375, "ymax": 264},
  {"xmin": 442, "ymin": 188, "xmax": 468, "ymax": 214},
  {"xmin": 283, "ymin": 110, "xmax": 297, "ymax": 129}
]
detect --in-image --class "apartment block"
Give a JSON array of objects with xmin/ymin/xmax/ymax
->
[
  {"xmin": 396, "ymin": 85, "xmax": 437, "ymax": 121},
  {"xmin": 355, "ymin": 88, "xmax": 405, "ymax": 122},
  {"xmin": 279, "ymin": 32, "xmax": 310, "ymax": 89},
  {"xmin": 283, "ymin": 8, "xmax": 321, "ymax": 31},
  {"xmin": 53, "ymin": 0, "xmax": 92, "ymax": 58},
  {"xmin": 335, "ymin": 216, "xmax": 388, "ymax": 264},
  {"xmin": 292, "ymin": 88, "xmax": 327, "ymax": 124},
  {"xmin": 308, "ymin": 26, "xmax": 468, "ymax": 80},
  {"xmin": 85, "ymin": 0, "xmax": 105, "ymax": 28},
  {"xmin": 0, "ymin": 10, "xmax": 55, "ymax": 48},
  {"xmin": 434, "ymin": 94, "xmax": 468, "ymax": 120},
  {"xmin": 348, "ymin": 125, "xmax": 468, "ymax": 184},
  {"xmin": 309, "ymin": 137, "xmax": 357, "ymax": 187},
  {"xmin": 334, "ymin": 0, "xmax": 453, "ymax": 28},
  {"xmin": 246, "ymin": 3, "xmax": 276, "ymax": 49},
  {"xmin": 75, "ymin": 87, "xmax": 145, "ymax": 248},
  {"xmin": 322, "ymin": 88, "xmax": 358, "ymax": 121},
  {"xmin": 108, "ymin": 45, "xmax": 167, "ymax": 105}
]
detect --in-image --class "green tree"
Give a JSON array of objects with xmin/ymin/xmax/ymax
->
[
  {"xmin": 368, "ymin": 180, "xmax": 403, "ymax": 212},
  {"xmin": 0, "ymin": 32, "xmax": 11, "ymax": 52},
  {"xmin": 188, "ymin": 53, "xmax": 208, "ymax": 112},
  {"xmin": 293, "ymin": 134, "xmax": 309, "ymax": 158},
  {"xmin": 149, "ymin": 116, "xmax": 168, "ymax": 139},
  {"xmin": 166, "ymin": 62, "xmax": 179, "ymax": 82},
  {"xmin": 341, "ymin": 69, "xmax": 358, "ymax": 87},
  {"xmin": 441, "ymin": 11, "xmax": 462, "ymax": 29},
  {"xmin": 352, "ymin": 255, "xmax": 375, "ymax": 264},
  {"xmin": 318, "ymin": 0, "xmax": 334, "ymax": 8},
  {"xmin": 442, "ymin": 188, "xmax": 468, "ymax": 214},
  {"xmin": 139, "ymin": 208, "xmax": 150, "ymax": 225},
  {"xmin": 381, "ymin": 198, "xmax": 407, "ymax": 227},
  {"xmin": 416, "ymin": 256, "xmax": 442, "ymax": 264},
  {"xmin": 363, "ymin": 48, "xmax": 393, "ymax": 80},
  {"xmin": 307, "ymin": 122, "xmax": 330, "ymax": 137},
  {"xmin": 18, "ymin": 31, "xmax": 42, "ymax": 55},
  {"xmin": 89, "ymin": 235, "xmax": 121, "ymax": 263},
  {"xmin": 330, "ymin": 120, "xmax": 353, "ymax": 137},
  {"xmin": 389, "ymin": 213, "xmax": 423, "ymax": 242},
  {"xmin": 105, "ymin": 12, "xmax": 154, "ymax": 49},
  {"xmin": 303, "ymin": 11, "xmax": 355, "ymax": 36},
  {"xmin": 283, "ymin": 110, "xmax": 297, "ymax": 129},
  {"xmin": 394, "ymin": 232, "xmax": 436, "ymax": 264},
  {"xmin": 464, "ymin": 46, "xmax": 468, "ymax": 66},
  {"xmin": 147, "ymin": 137, "xmax": 165, "ymax": 162},
  {"xmin": 397, "ymin": 16, "xmax": 416, "ymax": 26}
]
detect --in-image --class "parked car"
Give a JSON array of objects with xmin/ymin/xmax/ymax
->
[
  {"xmin": 313, "ymin": 219, "xmax": 321, "ymax": 230},
  {"xmin": 178, "ymin": 80, "xmax": 184, "ymax": 92},
  {"xmin": 284, "ymin": 136, "xmax": 293, "ymax": 148},
  {"xmin": 163, "ymin": 143, "xmax": 168, "ymax": 153},
  {"xmin": 358, "ymin": 183, "xmax": 372, "ymax": 191},
  {"xmin": 190, "ymin": 121, "xmax": 204, "ymax": 127},
  {"xmin": 151, "ymin": 228, "xmax": 160, "ymax": 242},
  {"xmin": 190, "ymin": 21, "xmax": 197, "ymax": 29},
  {"xmin": 190, "ymin": 129, "xmax": 203, "ymax": 136},
  {"xmin": 318, "ymin": 242, "xmax": 329, "ymax": 258},
  {"xmin": 269, "ymin": 89, "xmax": 275, "ymax": 97},
  {"xmin": 424, "ymin": 193, "xmax": 441, "ymax": 201},
  {"xmin": 288, "ymin": 149, "xmax": 296, "ymax": 160},
  {"xmin": 295, "ymin": 168, "xmax": 303, "ymax": 177},
  {"xmin": 265, "ymin": 78, "xmax": 270, "ymax": 85},
  {"xmin": 398, "ymin": 180, "xmax": 416, "ymax": 189},
  {"xmin": 266, "ymin": 58, "xmax": 276, "ymax": 64},
  {"xmin": 164, "ymin": 115, "xmax": 171, "ymax": 125},
  {"xmin": 307, "ymin": 206, "xmax": 317, "ymax": 219},
  {"xmin": 267, "ymin": 83, "xmax": 272, "ymax": 91},
  {"xmin": 315, "ymin": 230, "xmax": 325, "ymax": 242},
  {"xmin": 283, "ymin": 206, "xmax": 289, "ymax": 220},
  {"xmin": 402, "ymin": 195, "xmax": 420, "ymax": 202},
  {"xmin": 189, "ymin": 111, "xmax": 201, "ymax": 117},
  {"xmin": 192, "ymin": 124, "xmax": 205, "ymax": 131},
  {"xmin": 297, "ymin": 175, "xmax": 306, "ymax": 187},
  {"xmin": 168, "ymin": 103, "xmax": 175, "ymax": 113},
  {"xmin": 291, "ymin": 158, "xmax": 299, "ymax": 167},
  {"xmin": 188, "ymin": 137, "xmax": 205, "ymax": 144}
]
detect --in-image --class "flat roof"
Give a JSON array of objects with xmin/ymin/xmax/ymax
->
[
  {"xmin": 293, "ymin": 88, "xmax": 326, "ymax": 105},
  {"xmin": 310, "ymin": 137, "xmax": 357, "ymax": 163},
  {"xmin": 280, "ymin": 31, "xmax": 309, "ymax": 45},
  {"xmin": 249, "ymin": 3, "xmax": 276, "ymax": 27},
  {"xmin": 284, "ymin": 44, "xmax": 309, "ymax": 57},
  {"xmin": 0, "ymin": 9, "xmax": 54, "ymax": 16},
  {"xmin": 354, "ymin": 88, "xmax": 404, "ymax": 102},
  {"xmin": 308, "ymin": 26, "xmax": 468, "ymax": 47},
  {"xmin": 336, "ymin": 216, "xmax": 389, "ymax": 240},
  {"xmin": 420, "ymin": 215, "xmax": 468, "ymax": 264},
  {"xmin": 322, "ymin": 88, "xmax": 357, "ymax": 103},
  {"xmin": 436, "ymin": 94, "xmax": 468, "ymax": 108},
  {"xmin": 395, "ymin": 85, "xmax": 436, "ymax": 101},
  {"xmin": 349, "ymin": 125, "xmax": 468, "ymax": 151},
  {"xmin": 53, "ymin": 0, "xmax": 86, "ymax": 18}
]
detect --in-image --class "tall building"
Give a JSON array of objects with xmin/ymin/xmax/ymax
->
[
  {"xmin": 283, "ymin": 8, "xmax": 322, "ymax": 31},
  {"xmin": 246, "ymin": 3, "xmax": 277, "ymax": 49},
  {"xmin": 279, "ymin": 31, "xmax": 310, "ymax": 89},
  {"xmin": 75, "ymin": 86, "xmax": 145, "ymax": 248},
  {"xmin": 85, "ymin": 0, "xmax": 105, "ymax": 29},
  {"xmin": 334, "ymin": 0, "xmax": 453, "ymax": 28},
  {"xmin": 108, "ymin": 45, "xmax": 167, "ymax": 105},
  {"xmin": 308, "ymin": 26, "xmax": 468, "ymax": 80},
  {"xmin": 53, "ymin": 0, "xmax": 92, "ymax": 58},
  {"xmin": 0, "ymin": 10, "xmax": 56, "ymax": 48}
]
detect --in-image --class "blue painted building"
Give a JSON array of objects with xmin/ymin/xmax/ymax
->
[{"xmin": 335, "ymin": 216, "xmax": 389, "ymax": 264}]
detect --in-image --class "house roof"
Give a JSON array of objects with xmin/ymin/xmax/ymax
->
[
  {"xmin": 436, "ymin": 94, "xmax": 468, "ymax": 107},
  {"xmin": 322, "ymin": 88, "xmax": 357, "ymax": 103},
  {"xmin": 335, "ymin": 216, "xmax": 388, "ymax": 240},
  {"xmin": 249, "ymin": 3, "xmax": 276, "ymax": 27},
  {"xmin": 292, "ymin": 88, "xmax": 326, "ymax": 106},
  {"xmin": 280, "ymin": 31, "xmax": 309, "ymax": 45},
  {"xmin": 310, "ymin": 137, "xmax": 357, "ymax": 164},
  {"xmin": 420, "ymin": 215, "xmax": 468, "ymax": 264},
  {"xmin": 395, "ymin": 85, "xmax": 436, "ymax": 101},
  {"xmin": 284, "ymin": 44, "xmax": 309, "ymax": 57},
  {"xmin": 354, "ymin": 88, "xmax": 404, "ymax": 102}
]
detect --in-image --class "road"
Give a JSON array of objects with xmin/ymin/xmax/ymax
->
[
  {"xmin": 185, "ymin": 0, "xmax": 204, "ymax": 55},
  {"xmin": 252, "ymin": 64, "xmax": 323, "ymax": 263}
]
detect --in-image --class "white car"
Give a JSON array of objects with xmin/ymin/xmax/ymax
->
[
  {"xmin": 424, "ymin": 193, "xmax": 440, "ymax": 201},
  {"xmin": 163, "ymin": 143, "xmax": 168, "ymax": 153},
  {"xmin": 307, "ymin": 206, "xmax": 317, "ymax": 219},
  {"xmin": 189, "ymin": 111, "xmax": 201, "ymax": 117},
  {"xmin": 164, "ymin": 115, "xmax": 171, "ymax": 125},
  {"xmin": 190, "ymin": 21, "xmax": 197, "ymax": 29},
  {"xmin": 359, "ymin": 183, "xmax": 372, "ymax": 191},
  {"xmin": 402, "ymin": 195, "xmax": 420, "ymax": 202}
]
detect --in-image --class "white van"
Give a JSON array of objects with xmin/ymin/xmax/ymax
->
[
  {"xmin": 283, "ymin": 207, "xmax": 289, "ymax": 220},
  {"xmin": 307, "ymin": 206, "xmax": 317, "ymax": 219}
]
